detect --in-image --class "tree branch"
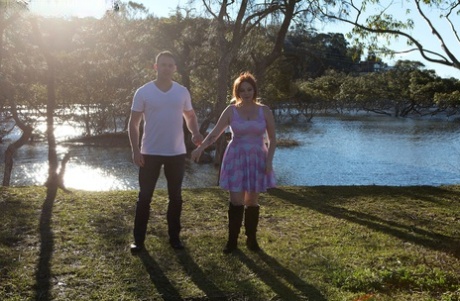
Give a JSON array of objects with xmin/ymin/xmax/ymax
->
[
  {"xmin": 445, "ymin": 1, "xmax": 460, "ymax": 45},
  {"xmin": 318, "ymin": 0, "xmax": 460, "ymax": 70},
  {"xmin": 414, "ymin": 0, "xmax": 460, "ymax": 69}
]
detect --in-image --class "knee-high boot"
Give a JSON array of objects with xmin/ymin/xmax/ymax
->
[
  {"xmin": 244, "ymin": 205, "xmax": 261, "ymax": 251},
  {"xmin": 223, "ymin": 203, "xmax": 244, "ymax": 254}
]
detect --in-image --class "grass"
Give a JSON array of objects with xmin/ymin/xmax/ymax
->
[{"xmin": 0, "ymin": 185, "xmax": 459, "ymax": 301}]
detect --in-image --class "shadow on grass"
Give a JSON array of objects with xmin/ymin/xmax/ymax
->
[
  {"xmin": 236, "ymin": 250, "xmax": 327, "ymax": 301},
  {"xmin": 269, "ymin": 186, "xmax": 460, "ymax": 259},
  {"xmin": 34, "ymin": 193, "xmax": 55, "ymax": 301},
  {"xmin": 137, "ymin": 249, "xmax": 183, "ymax": 300},
  {"xmin": 175, "ymin": 251, "xmax": 229, "ymax": 300}
]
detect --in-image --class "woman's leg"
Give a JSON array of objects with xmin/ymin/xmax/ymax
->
[
  {"xmin": 243, "ymin": 192, "xmax": 259, "ymax": 207},
  {"xmin": 244, "ymin": 192, "xmax": 261, "ymax": 251},
  {"xmin": 223, "ymin": 192, "xmax": 245, "ymax": 253},
  {"xmin": 229, "ymin": 191, "xmax": 245, "ymax": 206}
]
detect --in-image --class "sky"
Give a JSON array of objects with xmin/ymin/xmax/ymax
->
[{"xmin": 27, "ymin": 0, "xmax": 460, "ymax": 79}]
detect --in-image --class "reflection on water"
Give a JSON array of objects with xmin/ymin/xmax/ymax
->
[
  {"xmin": 17, "ymin": 161, "xmax": 132, "ymax": 191},
  {"xmin": 64, "ymin": 165, "xmax": 130, "ymax": 191},
  {"xmin": 1, "ymin": 115, "xmax": 460, "ymax": 191},
  {"xmin": 0, "ymin": 143, "xmax": 219, "ymax": 191}
]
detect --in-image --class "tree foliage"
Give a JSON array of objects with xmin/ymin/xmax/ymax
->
[
  {"xmin": 314, "ymin": 0, "xmax": 460, "ymax": 71},
  {"xmin": 293, "ymin": 61, "xmax": 460, "ymax": 118},
  {"xmin": 285, "ymin": 27, "xmax": 357, "ymax": 79}
]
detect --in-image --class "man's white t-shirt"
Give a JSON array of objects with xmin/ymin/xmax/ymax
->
[{"xmin": 131, "ymin": 81, "xmax": 193, "ymax": 156}]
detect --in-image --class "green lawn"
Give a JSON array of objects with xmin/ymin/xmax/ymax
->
[{"xmin": 1, "ymin": 185, "xmax": 459, "ymax": 301}]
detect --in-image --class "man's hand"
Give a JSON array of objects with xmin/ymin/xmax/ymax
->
[
  {"xmin": 132, "ymin": 150, "xmax": 145, "ymax": 167},
  {"xmin": 192, "ymin": 133, "xmax": 204, "ymax": 146}
]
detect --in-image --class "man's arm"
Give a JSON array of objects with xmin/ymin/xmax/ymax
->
[
  {"xmin": 183, "ymin": 109, "xmax": 203, "ymax": 145},
  {"xmin": 128, "ymin": 111, "xmax": 144, "ymax": 167}
]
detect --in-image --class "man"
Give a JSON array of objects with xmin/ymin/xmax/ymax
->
[{"xmin": 129, "ymin": 51, "xmax": 203, "ymax": 252}]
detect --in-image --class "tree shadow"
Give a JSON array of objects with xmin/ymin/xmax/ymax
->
[
  {"xmin": 235, "ymin": 250, "xmax": 327, "ymax": 301},
  {"xmin": 137, "ymin": 249, "xmax": 183, "ymax": 301},
  {"xmin": 34, "ymin": 196, "xmax": 55, "ymax": 301},
  {"xmin": 268, "ymin": 186, "xmax": 460, "ymax": 259}
]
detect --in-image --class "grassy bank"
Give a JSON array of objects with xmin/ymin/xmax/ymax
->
[{"xmin": 1, "ymin": 185, "xmax": 459, "ymax": 301}]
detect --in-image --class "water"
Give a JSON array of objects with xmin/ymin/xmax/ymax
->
[
  {"xmin": 275, "ymin": 115, "xmax": 460, "ymax": 186},
  {"xmin": 1, "ymin": 115, "xmax": 460, "ymax": 191}
]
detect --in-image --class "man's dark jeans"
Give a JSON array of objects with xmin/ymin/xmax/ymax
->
[{"xmin": 133, "ymin": 154, "xmax": 185, "ymax": 245}]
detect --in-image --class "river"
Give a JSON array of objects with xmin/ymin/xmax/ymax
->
[{"xmin": 1, "ymin": 114, "xmax": 459, "ymax": 191}]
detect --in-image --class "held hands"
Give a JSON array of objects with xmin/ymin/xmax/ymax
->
[
  {"xmin": 190, "ymin": 146, "xmax": 204, "ymax": 163},
  {"xmin": 192, "ymin": 133, "xmax": 204, "ymax": 146},
  {"xmin": 191, "ymin": 133, "xmax": 204, "ymax": 163}
]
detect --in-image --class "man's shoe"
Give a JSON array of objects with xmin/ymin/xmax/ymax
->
[
  {"xmin": 130, "ymin": 242, "xmax": 144, "ymax": 253},
  {"xmin": 169, "ymin": 239, "xmax": 184, "ymax": 250}
]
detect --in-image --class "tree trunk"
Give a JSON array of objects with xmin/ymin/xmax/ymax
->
[
  {"xmin": 2, "ymin": 102, "xmax": 33, "ymax": 186},
  {"xmin": 253, "ymin": 0, "xmax": 297, "ymax": 93},
  {"xmin": 43, "ymin": 49, "xmax": 60, "ymax": 191},
  {"xmin": 213, "ymin": 56, "xmax": 233, "ymax": 167},
  {"xmin": 31, "ymin": 18, "xmax": 65, "ymax": 193}
]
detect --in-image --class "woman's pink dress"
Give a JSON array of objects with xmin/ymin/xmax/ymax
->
[{"xmin": 219, "ymin": 105, "xmax": 276, "ymax": 192}]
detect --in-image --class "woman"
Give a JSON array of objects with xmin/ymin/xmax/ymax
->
[{"xmin": 191, "ymin": 72, "xmax": 276, "ymax": 253}]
